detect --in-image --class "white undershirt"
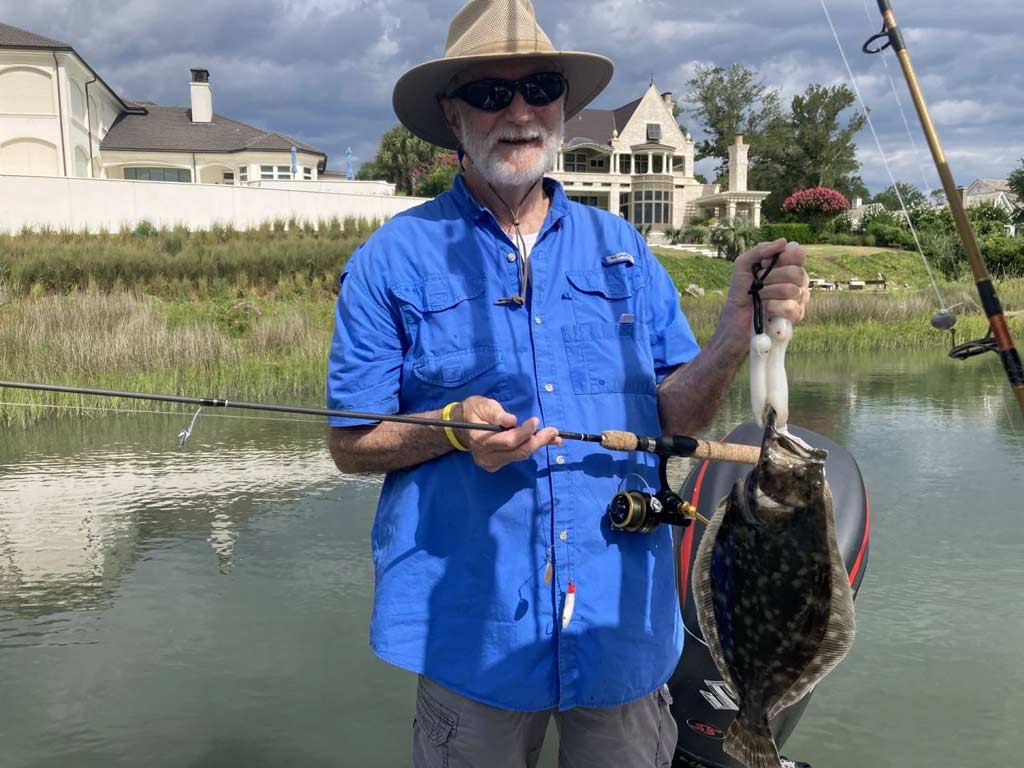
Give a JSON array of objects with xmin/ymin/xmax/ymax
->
[{"xmin": 519, "ymin": 231, "xmax": 539, "ymax": 260}]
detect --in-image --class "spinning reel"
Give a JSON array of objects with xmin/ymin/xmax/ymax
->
[{"xmin": 606, "ymin": 457, "xmax": 699, "ymax": 533}]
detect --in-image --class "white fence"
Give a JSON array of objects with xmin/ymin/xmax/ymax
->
[{"xmin": 0, "ymin": 173, "xmax": 427, "ymax": 233}]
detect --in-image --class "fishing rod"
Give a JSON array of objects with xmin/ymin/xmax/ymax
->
[
  {"xmin": 863, "ymin": 0, "xmax": 1024, "ymax": 418},
  {"xmin": 0, "ymin": 381, "xmax": 761, "ymax": 465}
]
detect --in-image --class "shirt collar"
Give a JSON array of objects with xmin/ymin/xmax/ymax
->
[{"xmin": 449, "ymin": 174, "xmax": 570, "ymax": 234}]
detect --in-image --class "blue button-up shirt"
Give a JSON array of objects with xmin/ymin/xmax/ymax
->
[{"xmin": 327, "ymin": 175, "xmax": 700, "ymax": 711}]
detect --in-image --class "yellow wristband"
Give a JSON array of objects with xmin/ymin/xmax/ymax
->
[{"xmin": 442, "ymin": 401, "xmax": 470, "ymax": 452}]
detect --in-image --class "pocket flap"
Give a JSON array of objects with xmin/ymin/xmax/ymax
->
[
  {"xmin": 393, "ymin": 273, "xmax": 486, "ymax": 312},
  {"xmin": 413, "ymin": 346, "xmax": 502, "ymax": 387},
  {"xmin": 566, "ymin": 264, "xmax": 637, "ymax": 299}
]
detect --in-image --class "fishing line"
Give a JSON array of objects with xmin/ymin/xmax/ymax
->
[
  {"xmin": 859, "ymin": 0, "xmax": 936, "ymax": 202},
  {"xmin": 819, "ymin": 0, "xmax": 946, "ymax": 310},
  {"xmin": 0, "ymin": 400, "xmax": 323, "ymax": 426}
]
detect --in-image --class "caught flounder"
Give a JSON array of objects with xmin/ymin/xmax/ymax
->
[{"xmin": 691, "ymin": 414, "xmax": 856, "ymax": 768}]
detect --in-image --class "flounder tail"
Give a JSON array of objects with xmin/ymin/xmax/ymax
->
[{"xmin": 723, "ymin": 713, "xmax": 782, "ymax": 768}]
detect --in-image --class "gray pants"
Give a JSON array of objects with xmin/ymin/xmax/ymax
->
[{"xmin": 412, "ymin": 675, "xmax": 678, "ymax": 768}]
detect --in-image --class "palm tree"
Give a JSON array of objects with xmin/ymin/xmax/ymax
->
[
  {"xmin": 709, "ymin": 217, "xmax": 760, "ymax": 260},
  {"xmin": 372, "ymin": 125, "xmax": 444, "ymax": 195}
]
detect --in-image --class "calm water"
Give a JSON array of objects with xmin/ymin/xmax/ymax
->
[{"xmin": 1, "ymin": 351, "xmax": 1022, "ymax": 768}]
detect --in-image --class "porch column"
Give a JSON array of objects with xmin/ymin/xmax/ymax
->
[
  {"xmin": 726, "ymin": 200, "xmax": 737, "ymax": 221},
  {"xmin": 647, "ymin": 152, "xmax": 654, "ymax": 174},
  {"xmin": 630, "ymin": 155, "xmax": 635, "ymax": 174},
  {"xmin": 609, "ymin": 187, "xmax": 620, "ymax": 215},
  {"xmin": 753, "ymin": 202, "xmax": 762, "ymax": 228}
]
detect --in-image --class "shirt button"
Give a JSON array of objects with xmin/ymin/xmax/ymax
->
[
  {"xmin": 559, "ymin": 530, "xmax": 568, "ymax": 541},
  {"xmin": 555, "ymin": 455, "xmax": 566, "ymax": 465},
  {"xmin": 506, "ymin": 252, "xmax": 516, "ymax": 262},
  {"xmin": 544, "ymin": 383, "xmax": 554, "ymax": 392},
  {"xmin": 534, "ymin": 316, "xmax": 543, "ymax": 325}
]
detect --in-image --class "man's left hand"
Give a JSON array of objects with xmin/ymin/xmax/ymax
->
[{"xmin": 719, "ymin": 238, "xmax": 810, "ymax": 344}]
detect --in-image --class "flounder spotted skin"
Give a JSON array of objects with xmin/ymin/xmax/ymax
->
[{"xmin": 691, "ymin": 417, "xmax": 856, "ymax": 768}]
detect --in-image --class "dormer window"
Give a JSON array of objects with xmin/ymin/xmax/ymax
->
[{"xmin": 646, "ymin": 123, "xmax": 662, "ymax": 141}]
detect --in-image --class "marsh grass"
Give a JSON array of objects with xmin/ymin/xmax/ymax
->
[
  {"xmin": 3, "ymin": 229, "xmax": 1024, "ymax": 425},
  {"xmin": 0, "ymin": 217, "xmax": 378, "ymax": 297},
  {"xmin": 0, "ymin": 293, "xmax": 331, "ymax": 427}
]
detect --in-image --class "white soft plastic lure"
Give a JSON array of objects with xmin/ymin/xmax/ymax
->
[{"xmin": 751, "ymin": 317, "xmax": 793, "ymax": 430}]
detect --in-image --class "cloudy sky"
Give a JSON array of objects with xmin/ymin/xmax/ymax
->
[{"xmin": 3, "ymin": 0, "xmax": 1021, "ymax": 194}]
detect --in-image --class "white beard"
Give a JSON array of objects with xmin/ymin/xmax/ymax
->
[{"xmin": 456, "ymin": 101, "xmax": 564, "ymax": 188}]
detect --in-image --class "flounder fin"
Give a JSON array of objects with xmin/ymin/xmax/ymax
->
[
  {"xmin": 723, "ymin": 713, "xmax": 783, "ymax": 768},
  {"xmin": 691, "ymin": 487, "xmax": 739, "ymax": 694},
  {"xmin": 769, "ymin": 486, "xmax": 857, "ymax": 718}
]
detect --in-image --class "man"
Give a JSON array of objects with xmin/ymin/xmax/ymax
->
[{"xmin": 326, "ymin": 1, "xmax": 809, "ymax": 765}]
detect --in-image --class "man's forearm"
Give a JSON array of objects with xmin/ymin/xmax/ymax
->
[
  {"xmin": 657, "ymin": 326, "xmax": 748, "ymax": 437},
  {"xmin": 328, "ymin": 406, "xmax": 455, "ymax": 474}
]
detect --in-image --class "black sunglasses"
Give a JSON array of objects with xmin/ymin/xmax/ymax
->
[{"xmin": 446, "ymin": 72, "xmax": 567, "ymax": 112}]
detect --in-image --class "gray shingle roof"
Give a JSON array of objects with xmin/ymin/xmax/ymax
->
[
  {"xmin": 0, "ymin": 21, "xmax": 70, "ymax": 50},
  {"xmin": 563, "ymin": 96, "xmax": 643, "ymax": 146},
  {"xmin": 101, "ymin": 104, "xmax": 325, "ymax": 158}
]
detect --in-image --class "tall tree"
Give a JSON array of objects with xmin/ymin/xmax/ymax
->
[
  {"xmin": 1007, "ymin": 158, "xmax": 1024, "ymax": 223},
  {"xmin": 872, "ymin": 182, "xmax": 927, "ymax": 212},
  {"xmin": 363, "ymin": 125, "xmax": 444, "ymax": 195},
  {"xmin": 683, "ymin": 64, "xmax": 782, "ymax": 174},
  {"xmin": 749, "ymin": 84, "xmax": 866, "ymax": 219}
]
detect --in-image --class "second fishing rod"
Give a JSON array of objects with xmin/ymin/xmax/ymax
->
[{"xmin": 0, "ymin": 380, "xmax": 761, "ymax": 465}]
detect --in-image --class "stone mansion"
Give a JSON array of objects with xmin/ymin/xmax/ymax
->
[{"xmin": 550, "ymin": 82, "xmax": 769, "ymax": 232}]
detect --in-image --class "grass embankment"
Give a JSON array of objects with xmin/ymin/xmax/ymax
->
[
  {"xmin": 1, "ymin": 234, "xmax": 1021, "ymax": 426},
  {"xmin": 653, "ymin": 244, "xmax": 1023, "ymax": 349}
]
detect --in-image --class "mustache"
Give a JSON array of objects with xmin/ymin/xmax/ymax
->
[{"xmin": 487, "ymin": 126, "xmax": 548, "ymax": 149}]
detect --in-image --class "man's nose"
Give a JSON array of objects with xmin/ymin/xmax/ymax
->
[{"xmin": 504, "ymin": 90, "xmax": 534, "ymax": 123}]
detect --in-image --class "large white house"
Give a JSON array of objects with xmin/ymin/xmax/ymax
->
[
  {"xmin": 1, "ymin": 20, "xmax": 769, "ymax": 234},
  {"xmin": 0, "ymin": 21, "xmax": 330, "ymax": 185},
  {"xmin": 551, "ymin": 82, "xmax": 770, "ymax": 231}
]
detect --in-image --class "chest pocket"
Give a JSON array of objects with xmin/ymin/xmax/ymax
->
[
  {"xmin": 392, "ymin": 272, "xmax": 509, "ymax": 406},
  {"xmin": 562, "ymin": 265, "xmax": 656, "ymax": 396}
]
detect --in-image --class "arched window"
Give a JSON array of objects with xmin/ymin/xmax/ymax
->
[
  {"xmin": 74, "ymin": 146, "xmax": 90, "ymax": 177},
  {"xmin": 0, "ymin": 67, "xmax": 55, "ymax": 114},
  {"xmin": 0, "ymin": 138, "xmax": 59, "ymax": 176}
]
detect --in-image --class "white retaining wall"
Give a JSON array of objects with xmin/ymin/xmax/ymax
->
[{"xmin": 0, "ymin": 173, "xmax": 427, "ymax": 233}]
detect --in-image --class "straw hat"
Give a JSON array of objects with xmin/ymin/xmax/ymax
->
[{"xmin": 393, "ymin": 0, "xmax": 614, "ymax": 150}]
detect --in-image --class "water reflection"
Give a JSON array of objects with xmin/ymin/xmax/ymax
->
[{"xmin": 0, "ymin": 350, "xmax": 1021, "ymax": 768}]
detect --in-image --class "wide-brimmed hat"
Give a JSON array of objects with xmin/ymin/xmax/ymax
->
[{"xmin": 393, "ymin": 0, "xmax": 614, "ymax": 150}]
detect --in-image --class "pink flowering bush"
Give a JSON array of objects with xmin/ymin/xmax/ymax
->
[{"xmin": 781, "ymin": 187, "xmax": 850, "ymax": 221}]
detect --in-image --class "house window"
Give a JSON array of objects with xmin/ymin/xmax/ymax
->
[
  {"xmin": 261, "ymin": 165, "xmax": 274, "ymax": 180},
  {"xmin": 277, "ymin": 165, "xmax": 291, "ymax": 179},
  {"xmin": 223, "ymin": 172, "xmax": 235, "ymax": 184},
  {"xmin": 564, "ymin": 152, "xmax": 588, "ymax": 173},
  {"xmin": 634, "ymin": 154, "xmax": 649, "ymax": 174},
  {"xmin": 619, "ymin": 155, "xmax": 631, "ymax": 174},
  {"xmin": 568, "ymin": 194, "xmax": 601, "ymax": 207},
  {"xmin": 239, "ymin": 166, "xmax": 248, "ymax": 183},
  {"xmin": 653, "ymin": 155, "xmax": 663, "ymax": 174},
  {"xmin": 631, "ymin": 185, "xmax": 672, "ymax": 227},
  {"xmin": 619, "ymin": 192, "xmax": 631, "ymax": 219},
  {"xmin": 303, "ymin": 167, "xmax": 312, "ymax": 180},
  {"xmin": 589, "ymin": 157, "xmax": 607, "ymax": 170},
  {"xmin": 647, "ymin": 123, "xmax": 662, "ymax": 141},
  {"xmin": 124, "ymin": 167, "xmax": 191, "ymax": 183}
]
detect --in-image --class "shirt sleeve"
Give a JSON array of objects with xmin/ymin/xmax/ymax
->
[
  {"xmin": 326, "ymin": 243, "xmax": 405, "ymax": 427},
  {"xmin": 637, "ymin": 232, "xmax": 701, "ymax": 383}
]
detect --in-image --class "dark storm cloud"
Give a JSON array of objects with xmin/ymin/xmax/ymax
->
[{"xmin": 2, "ymin": 0, "xmax": 1020, "ymax": 192}]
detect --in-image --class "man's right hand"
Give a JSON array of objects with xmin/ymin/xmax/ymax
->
[{"xmin": 454, "ymin": 396, "xmax": 563, "ymax": 472}]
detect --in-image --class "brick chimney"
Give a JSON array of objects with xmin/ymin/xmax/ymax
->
[{"xmin": 190, "ymin": 68, "xmax": 212, "ymax": 123}]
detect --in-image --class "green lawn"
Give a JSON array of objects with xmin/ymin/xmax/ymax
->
[{"xmin": 651, "ymin": 245, "xmax": 933, "ymax": 291}]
